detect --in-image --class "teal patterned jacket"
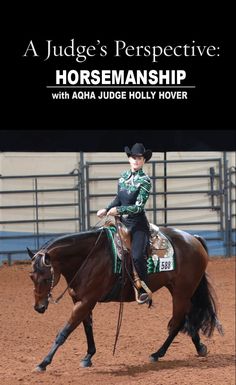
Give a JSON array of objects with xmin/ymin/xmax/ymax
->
[{"xmin": 106, "ymin": 169, "xmax": 151, "ymax": 216}]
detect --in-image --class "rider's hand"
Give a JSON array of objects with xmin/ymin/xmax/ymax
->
[
  {"xmin": 97, "ymin": 208, "xmax": 107, "ymax": 218},
  {"xmin": 107, "ymin": 207, "xmax": 118, "ymax": 217}
]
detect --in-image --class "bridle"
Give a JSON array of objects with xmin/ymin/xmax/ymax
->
[{"xmin": 31, "ymin": 252, "xmax": 55, "ymax": 302}]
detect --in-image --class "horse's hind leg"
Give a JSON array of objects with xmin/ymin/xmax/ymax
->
[
  {"xmin": 150, "ymin": 295, "xmax": 191, "ymax": 362},
  {"xmin": 80, "ymin": 312, "xmax": 96, "ymax": 367},
  {"xmin": 192, "ymin": 332, "xmax": 207, "ymax": 357},
  {"xmin": 149, "ymin": 321, "xmax": 185, "ymax": 362}
]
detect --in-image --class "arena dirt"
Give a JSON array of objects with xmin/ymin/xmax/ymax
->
[{"xmin": 0, "ymin": 257, "xmax": 235, "ymax": 385}]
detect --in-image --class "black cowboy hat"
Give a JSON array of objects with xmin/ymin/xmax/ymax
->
[{"xmin": 124, "ymin": 143, "xmax": 152, "ymax": 162}]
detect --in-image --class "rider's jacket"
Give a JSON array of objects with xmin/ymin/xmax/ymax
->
[{"xmin": 106, "ymin": 168, "xmax": 151, "ymax": 232}]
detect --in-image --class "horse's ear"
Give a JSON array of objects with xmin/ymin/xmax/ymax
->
[{"xmin": 27, "ymin": 247, "xmax": 35, "ymax": 259}]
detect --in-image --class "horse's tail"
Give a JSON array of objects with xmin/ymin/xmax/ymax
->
[
  {"xmin": 184, "ymin": 273, "xmax": 224, "ymax": 337},
  {"xmin": 182, "ymin": 234, "xmax": 224, "ymax": 338}
]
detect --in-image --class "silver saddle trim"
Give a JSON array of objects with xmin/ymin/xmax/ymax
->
[{"xmin": 149, "ymin": 223, "xmax": 174, "ymax": 258}]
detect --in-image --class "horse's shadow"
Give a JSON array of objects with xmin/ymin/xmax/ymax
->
[{"xmin": 96, "ymin": 354, "xmax": 235, "ymax": 378}]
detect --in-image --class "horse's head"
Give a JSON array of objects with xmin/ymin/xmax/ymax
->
[{"xmin": 27, "ymin": 248, "xmax": 53, "ymax": 314}]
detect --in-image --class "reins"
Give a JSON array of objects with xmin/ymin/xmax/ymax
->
[
  {"xmin": 49, "ymin": 217, "xmax": 107, "ymax": 304},
  {"xmin": 112, "ymin": 217, "xmax": 127, "ymax": 356}
]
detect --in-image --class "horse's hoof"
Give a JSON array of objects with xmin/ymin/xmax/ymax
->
[
  {"xmin": 149, "ymin": 354, "xmax": 159, "ymax": 362},
  {"xmin": 198, "ymin": 344, "xmax": 208, "ymax": 357},
  {"xmin": 80, "ymin": 359, "xmax": 92, "ymax": 368},
  {"xmin": 33, "ymin": 365, "xmax": 46, "ymax": 373}
]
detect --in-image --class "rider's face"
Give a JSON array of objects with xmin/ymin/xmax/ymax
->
[{"xmin": 129, "ymin": 156, "xmax": 145, "ymax": 172}]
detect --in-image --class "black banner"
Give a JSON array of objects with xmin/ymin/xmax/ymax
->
[{"xmin": 3, "ymin": 7, "xmax": 235, "ymax": 151}]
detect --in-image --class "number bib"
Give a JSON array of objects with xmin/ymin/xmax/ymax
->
[{"xmin": 159, "ymin": 257, "xmax": 174, "ymax": 272}]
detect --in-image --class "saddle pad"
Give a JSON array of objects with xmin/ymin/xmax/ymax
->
[{"xmin": 104, "ymin": 226, "xmax": 122, "ymax": 274}]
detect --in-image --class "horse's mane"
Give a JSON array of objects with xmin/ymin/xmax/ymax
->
[
  {"xmin": 39, "ymin": 228, "xmax": 103, "ymax": 251},
  {"xmin": 39, "ymin": 237, "xmax": 55, "ymax": 250}
]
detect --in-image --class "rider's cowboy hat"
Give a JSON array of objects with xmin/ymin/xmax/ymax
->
[{"xmin": 124, "ymin": 143, "xmax": 152, "ymax": 162}]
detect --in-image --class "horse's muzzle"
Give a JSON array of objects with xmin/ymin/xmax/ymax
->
[{"xmin": 34, "ymin": 303, "xmax": 48, "ymax": 313}]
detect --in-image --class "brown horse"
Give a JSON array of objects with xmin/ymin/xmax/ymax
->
[{"xmin": 28, "ymin": 225, "xmax": 223, "ymax": 372}]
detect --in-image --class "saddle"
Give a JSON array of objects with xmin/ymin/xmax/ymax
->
[
  {"xmin": 104, "ymin": 219, "xmax": 174, "ymax": 304},
  {"xmin": 107, "ymin": 220, "xmax": 172, "ymax": 259}
]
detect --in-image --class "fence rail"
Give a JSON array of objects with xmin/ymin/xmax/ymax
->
[{"xmin": 0, "ymin": 153, "xmax": 235, "ymax": 264}]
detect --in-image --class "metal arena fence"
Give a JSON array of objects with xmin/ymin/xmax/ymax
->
[{"xmin": 0, "ymin": 153, "xmax": 235, "ymax": 264}]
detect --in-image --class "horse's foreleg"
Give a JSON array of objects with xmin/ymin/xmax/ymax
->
[
  {"xmin": 36, "ymin": 323, "xmax": 73, "ymax": 372},
  {"xmin": 35, "ymin": 300, "xmax": 96, "ymax": 372},
  {"xmin": 80, "ymin": 312, "xmax": 96, "ymax": 367}
]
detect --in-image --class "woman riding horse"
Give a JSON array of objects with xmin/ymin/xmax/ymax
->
[{"xmin": 97, "ymin": 143, "xmax": 152, "ymax": 304}]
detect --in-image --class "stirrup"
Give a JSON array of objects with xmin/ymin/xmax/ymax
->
[
  {"xmin": 134, "ymin": 280, "xmax": 152, "ymax": 305},
  {"xmin": 138, "ymin": 292, "xmax": 149, "ymax": 304}
]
